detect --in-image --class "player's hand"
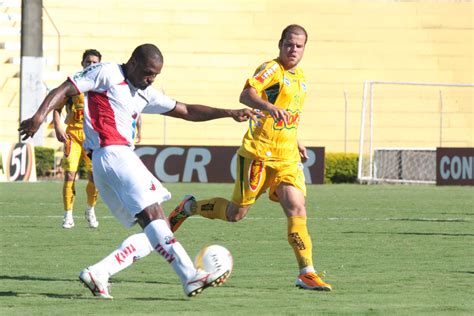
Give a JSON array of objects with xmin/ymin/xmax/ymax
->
[
  {"xmin": 230, "ymin": 108, "xmax": 260, "ymax": 123},
  {"xmin": 18, "ymin": 117, "xmax": 41, "ymax": 140},
  {"xmin": 267, "ymin": 105, "xmax": 289, "ymax": 125},
  {"xmin": 298, "ymin": 142, "xmax": 309, "ymax": 162},
  {"xmin": 135, "ymin": 133, "xmax": 141, "ymax": 144},
  {"xmin": 55, "ymin": 127, "xmax": 68, "ymax": 143}
]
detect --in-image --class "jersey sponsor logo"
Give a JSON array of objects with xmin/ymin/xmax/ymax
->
[
  {"xmin": 283, "ymin": 76, "xmax": 291, "ymax": 86},
  {"xmin": 255, "ymin": 64, "xmax": 278, "ymax": 83},
  {"xmin": 274, "ymin": 110, "xmax": 301, "ymax": 130},
  {"xmin": 248, "ymin": 159, "xmax": 264, "ymax": 192},
  {"xmin": 150, "ymin": 181, "xmax": 156, "ymax": 191}
]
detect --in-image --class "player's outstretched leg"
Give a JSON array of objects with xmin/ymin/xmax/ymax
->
[
  {"xmin": 168, "ymin": 195, "xmax": 195, "ymax": 232},
  {"xmin": 143, "ymin": 218, "xmax": 230, "ymax": 297},
  {"xmin": 78, "ymin": 233, "xmax": 153, "ymax": 299}
]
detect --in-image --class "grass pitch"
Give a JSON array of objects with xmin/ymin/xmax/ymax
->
[{"xmin": 0, "ymin": 181, "xmax": 473, "ymax": 315}]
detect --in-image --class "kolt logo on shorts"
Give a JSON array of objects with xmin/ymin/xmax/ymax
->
[{"xmin": 249, "ymin": 160, "xmax": 264, "ymax": 192}]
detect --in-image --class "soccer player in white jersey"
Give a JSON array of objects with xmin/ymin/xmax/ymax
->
[{"xmin": 19, "ymin": 43, "xmax": 257, "ymax": 299}]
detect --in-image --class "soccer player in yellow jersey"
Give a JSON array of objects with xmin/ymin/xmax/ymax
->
[
  {"xmin": 53, "ymin": 49, "xmax": 102, "ymax": 229},
  {"xmin": 169, "ymin": 24, "xmax": 332, "ymax": 291}
]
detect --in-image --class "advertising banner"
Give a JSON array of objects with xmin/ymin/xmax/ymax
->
[
  {"xmin": 135, "ymin": 145, "xmax": 325, "ymax": 184},
  {"xmin": 0, "ymin": 142, "xmax": 37, "ymax": 182},
  {"xmin": 436, "ymin": 147, "xmax": 473, "ymax": 186}
]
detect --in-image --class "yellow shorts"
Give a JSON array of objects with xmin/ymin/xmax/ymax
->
[
  {"xmin": 62, "ymin": 127, "xmax": 92, "ymax": 172},
  {"xmin": 231, "ymin": 155, "xmax": 306, "ymax": 206}
]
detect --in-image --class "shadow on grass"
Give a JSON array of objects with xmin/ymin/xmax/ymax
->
[
  {"xmin": 0, "ymin": 275, "xmax": 72, "ymax": 282},
  {"xmin": 0, "ymin": 274, "xmax": 174, "ymax": 286},
  {"xmin": 0, "ymin": 290, "xmax": 187, "ymax": 301},
  {"xmin": 0, "ymin": 290, "xmax": 83, "ymax": 299},
  {"xmin": 342, "ymin": 231, "xmax": 474, "ymax": 237},
  {"xmin": 0, "ymin": 275, "xmax": 189, "ymax": 301},
  {"xmin": 452, "ymin": 271, "xmax": 474, "ymax": 275}
]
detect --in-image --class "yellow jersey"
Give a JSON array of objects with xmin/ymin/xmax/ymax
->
[
  {"xmin": 237, "ymin": 59, "xmax": 307, "ymax": 162},
  {"xmin": 62, "ymin": 94, "xmax": 85, "ymax": 129}
]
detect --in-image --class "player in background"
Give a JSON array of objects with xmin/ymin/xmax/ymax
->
[
  {"xmin": 53, "ymin": 49, "xmax": 102, "ymax": 229},
  {"xmin": 169, "ymin": 24, "xmax": 332, "ymax": 291},
  {"xmin": 19, "ymin": 43, "xmax": 257, "ymax": 298}
]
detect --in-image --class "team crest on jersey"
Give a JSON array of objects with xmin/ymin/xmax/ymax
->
[
  {"xmin": 248, "ymin": 160, "xmax": 264, "ymax": 192},
  {"xmin": 255, "ymin": 64, "xmax": 278, "ymax": 83}
]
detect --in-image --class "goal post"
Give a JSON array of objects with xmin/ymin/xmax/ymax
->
[{"xmin": 358, "ymin": 81, "xmax": 474, "ymax": 184}]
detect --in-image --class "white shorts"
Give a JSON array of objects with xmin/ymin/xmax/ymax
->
[{"xmin": 92, "ymin": 145, "xmax": 171, "ymax": 228}]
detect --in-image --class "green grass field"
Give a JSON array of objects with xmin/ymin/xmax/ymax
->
[{"xmin": 0, "ymin": 181, "xmax": 473, "ymax": 315}]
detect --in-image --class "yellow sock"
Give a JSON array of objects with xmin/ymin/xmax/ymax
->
[
  {"xmin": 86, "ymin": 180, "xmax": 98, "ymax": 207},
  {"xmin": 63, "ymin": 180, "xmax": 75, "ymax": 211},
  {"xmin": 195, "ymin": 198, "xmax": 229, "ymax": 221},
  {"xmin": 287, "ymin": 216, "xmax": 314, "ymax": 270}
]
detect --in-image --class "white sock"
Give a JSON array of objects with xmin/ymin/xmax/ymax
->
[
  {"xmin": 143, "ymin": 219, "xmax": 195, "ymax": 284},
  {"xmin": 300, "ymin": 266, "xmax": 316, "ymax": 275},
  {"xmin": 86, "ymin": 206, "xmax": 95, "ymax": 214},
  {"xmin": 89, "ymin": 233, "xmax": 153, "ymax": 277},
  {"xmin": 184, "ymin": 199, "xmax": 197, "ymax": 216},
  {"xmin": 64, "ymin": 210, "xmax": 73, "ymax": 219}
]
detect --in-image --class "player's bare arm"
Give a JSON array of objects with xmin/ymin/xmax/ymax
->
[
  {"xmin": 135, "ymin": 115, "xmax": 142, "ymax": 143},
  {"xmin": 239, "ymin": 86, "xmax": 290, "ymax": 124},
  {"xmin": 164, "ymin": 101, "xmax": 259, "ymax": 123},
  {"xmin": 19, "ymin": 80, "xmax": 78, "ymax": 140},
  {"xmin": 52, "ymin": 107, "xmax": 68, "ymax": 143}
]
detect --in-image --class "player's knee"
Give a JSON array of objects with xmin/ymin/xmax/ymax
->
[
  {"xmin": 227, "ymin": 213, "xmax": 244, "ymax": 222},
  {"xmin": 136, "ymin": 204, "xmax": 166, "ymax": 228},
  {"xmin": 64, "ymin": 171, "xmax": 76, "ymax": 182},
  {"xmin": 226, "ymin": 205, "xmax": 249, "ymax": 222}
]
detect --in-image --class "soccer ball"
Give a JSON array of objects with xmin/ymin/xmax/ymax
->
[{"xmin": 194, "ymin": 245, "xmax": 233, "ymax": 276}]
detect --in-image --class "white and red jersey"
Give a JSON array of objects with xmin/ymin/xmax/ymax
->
[{"xmin": 68, "ymin": 62, "xmax": 176, "ymax": 151}]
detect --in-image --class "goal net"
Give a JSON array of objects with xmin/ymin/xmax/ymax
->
[{"xmin": 358, "ymin": 81, "xmax": 473, "ymax": 184}]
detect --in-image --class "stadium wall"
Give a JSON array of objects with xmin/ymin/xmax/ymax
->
[{"xmin": 0, "ymin": 0, "xmax": 472, "ymax": 152}]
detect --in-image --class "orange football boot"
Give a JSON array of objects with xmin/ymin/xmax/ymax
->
[{"xmin": 295, "ymin": 272, "xmax": 332, "ymax": 291}]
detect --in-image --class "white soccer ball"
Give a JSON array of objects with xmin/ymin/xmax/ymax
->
[{"xmin": 194, "ymin": 245, "xmax": 233, "ymax": 276}]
